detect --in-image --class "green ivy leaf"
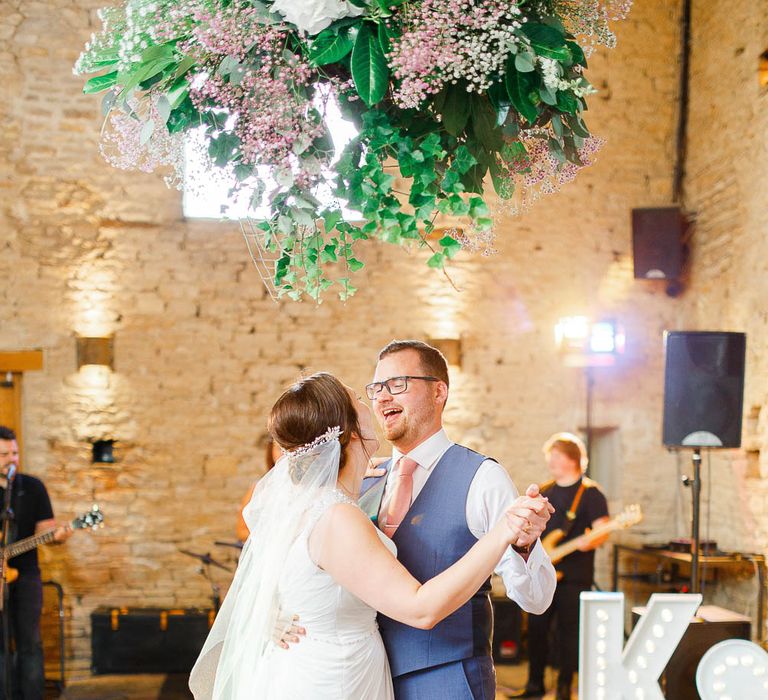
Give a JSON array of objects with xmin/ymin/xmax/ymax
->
[
  {"xmin": 309, "ymin": 29, "xmax": 354, "ymax": 66},
  {"xmin": 439, "ymin": 235, "xmax": 462, "ymax": 259},
  {"xmin": 351, "ymin": 24, "xmax": 389, "ymax": 106},
  {"xmin": 427, "ymin": 252, "xmax": 445, "ymax": 269},
  {"xmin": 347, "ymin": 257, "xmax": 365, "ymax": 271},
  {"xmin": 320, "ymin": 244, "xmax": 338, "ymax": 263},
  {"xmin": 451, "ymin": 145, "xmax": 477, "ymax": 175}
]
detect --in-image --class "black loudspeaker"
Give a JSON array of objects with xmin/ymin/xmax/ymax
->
[
  {"xmin": 632, "ymin": 207, "xmax": 686, "ymax": 280},
  {"xmin": 662, "ymin": 331, "xmax": 746, "ymax": 448}
]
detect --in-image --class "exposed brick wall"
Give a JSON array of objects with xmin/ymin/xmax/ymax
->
[{"xmin": 5, "ymin": 0, "xmax": 764, "ymax": 679}]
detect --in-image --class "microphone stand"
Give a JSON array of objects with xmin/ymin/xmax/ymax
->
[{"xmin": 1, "ymin": 465, "xmax": 16, "ymax": 700}]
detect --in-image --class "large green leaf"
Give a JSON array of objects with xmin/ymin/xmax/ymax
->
[
  {"xmin": 505, "ymin": 61, "xmax": 539, "ymax": 124},
  {"xmin": 309, "ymin": 29, "xmax": 354, "ymax": 66},
  {"xmin": 515, "ymin": 52, "xmax": 536, "ymax": 73},
  {"xmin": 351, "ymin": 24, "xmax": 389, "ymax": 106},
  {"xmin": 487, "ymin": 81, "xmax": 511, "ymax": 126},
  {"xmin": 441, "ymin": 83, "xmax": 470, "ymax": 136},
  {"xmin": 471, "ymin": 95, "xmax": 503, "ymax": 151},
  {"xmin": 521, "ymin": 23, "xmax": 566, "ymax": 50},
  {"xmin": 83, "ymin": 71, "xmax": 118, "ymax": 94},
  {"xmin": 566, "ymin": 40, "xmax": 588, "ymax": 68},
  {"xmin": 118, "ymin": 57, "xmax": 176, "ymax": 93},
  {"xmin": 556, "ymin": 90, "xmax": 579, "ymax": 114}
]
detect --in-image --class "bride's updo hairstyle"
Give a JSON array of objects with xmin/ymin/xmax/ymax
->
[{"xmin": 268, "ymin": 372, "xmax": 362, "ymax": 473}]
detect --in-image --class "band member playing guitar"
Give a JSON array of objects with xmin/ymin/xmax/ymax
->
[
  {"xmin": 510, "ymin": 433, "xmax": 609, "ymax": 700},
  {"xmin": 0, "ymin": 426, "xmax": 72, "ymax": 700}
]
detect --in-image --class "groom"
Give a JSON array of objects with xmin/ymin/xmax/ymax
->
[{"xmin": 360, "ymin": 340, "xmax": 556, "ymax": 699}]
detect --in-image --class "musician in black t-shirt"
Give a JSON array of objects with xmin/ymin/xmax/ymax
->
[
  {"xmin": 510, "ymin": 433, "xmax": 609, "ymax": 700},
  {"xmin": 0, "ymin": 426, "xmax": 71, "ymax": 700}
]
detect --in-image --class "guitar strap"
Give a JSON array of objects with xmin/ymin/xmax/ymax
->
[{"xmin": 541, "ymin": 477, "xmax": 590, "ymax": 539}]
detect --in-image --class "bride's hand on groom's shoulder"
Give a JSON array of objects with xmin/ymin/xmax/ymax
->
[{"xmin": 364, "ymin": 456, "xmax": 388, "ymax": 479}]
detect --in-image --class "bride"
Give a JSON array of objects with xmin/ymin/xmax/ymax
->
[{"xmin": 189, "ymin": 372, "xmax": 543, "ymax": 699}]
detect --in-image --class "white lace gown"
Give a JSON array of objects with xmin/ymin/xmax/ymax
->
[{"xmin": 254, "ymin": 493, "xmax": 396, "ymax": 699}]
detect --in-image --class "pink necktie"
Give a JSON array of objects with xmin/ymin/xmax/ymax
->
[{"xmin": 382, "ymin": 457, "xmax": 419, "ymax": 537}]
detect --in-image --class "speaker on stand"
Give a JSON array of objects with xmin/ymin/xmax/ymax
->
[{"xmin": 662, "ymin": 330, "xmax": 746, "ymax": 593}]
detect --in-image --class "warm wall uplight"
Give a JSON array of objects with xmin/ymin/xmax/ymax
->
[
  {"xmin": 428, "ymin": 338, "xmax": 463, "ymax": 367},
  {"xmin": 760, "ymin": 50, "xmax": 768, "ymax": 89},
  {"xmin": 76, "ymin": 336, "xmax": 114, "ymax": 371},
  {"xmin": 77, "ymin": 336, "xmax": 114, "ymax": 388}
]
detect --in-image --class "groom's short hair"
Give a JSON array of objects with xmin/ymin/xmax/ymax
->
[{"xmin": 377, "ymin": 340, "xmax": 449, "ymax": 388}]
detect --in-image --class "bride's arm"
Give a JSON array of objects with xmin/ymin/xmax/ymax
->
[{"xmin": 309, "ymin": 501, "xmax": 534, "ymax": 630}]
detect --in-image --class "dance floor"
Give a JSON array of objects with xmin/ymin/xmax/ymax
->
[{"xmin": 47, "ymin": 664, "xmax": 574, "ymax": 699}]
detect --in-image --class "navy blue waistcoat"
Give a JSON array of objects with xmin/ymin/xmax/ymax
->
[{"xmin": 360, "ymin": 444, "xmax": 493, "ymax": 678}]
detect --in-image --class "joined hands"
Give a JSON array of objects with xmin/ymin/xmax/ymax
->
[{"xmin": 504, "ymin": 484, "xmax": 554, "ymax": 551}]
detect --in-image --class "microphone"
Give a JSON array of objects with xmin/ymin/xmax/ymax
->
[{"xmin": 4, "ymin": 464, "xmax": 15, "ymax": 482}]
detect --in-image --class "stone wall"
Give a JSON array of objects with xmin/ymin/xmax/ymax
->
[
  {"xmin": 3, "ymin": 0, "xmax": 765, "ymax": 680},
  {"xmin": 676, "ymin": 0, "xmax": 768, "ymax": 624}
]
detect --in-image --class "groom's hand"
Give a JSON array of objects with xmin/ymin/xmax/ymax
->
[
  {"xmin": 513, "ymin": 484, "xmax": 554, "ymax": 548},
  {"xmin": 364, "ymin": 456, "xmax": 388, "ymax": 479},
  {"xmin": 274, "ymin": 613, "xmax": 306, "ymax": 650}
]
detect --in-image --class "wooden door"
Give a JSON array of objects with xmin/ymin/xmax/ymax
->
[{"xmin": 0, "ymin": 350, "xmax": 44, "ymax": 464}]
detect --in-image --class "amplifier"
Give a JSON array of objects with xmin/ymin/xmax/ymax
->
[
  {"xmin": 91, "ymin": 607, "xmax": 214, "ymax": 674},
  {"xmin": 492, "ymin": 598, "xmax": 522, "ymax": 663}
]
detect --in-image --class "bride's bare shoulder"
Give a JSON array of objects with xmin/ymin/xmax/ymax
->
[{"xmin": 314, "ymin": 501, "xmax": 377, "ymax": 540}]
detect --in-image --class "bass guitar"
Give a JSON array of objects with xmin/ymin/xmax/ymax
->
[{"xmin": 2, "ymin": 505, "xmax": 104, "ymax": 583}]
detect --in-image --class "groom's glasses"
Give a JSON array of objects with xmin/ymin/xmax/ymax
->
[{"xmin": 365, "ymin": 376, "xmax": 439, "ymax": 401}]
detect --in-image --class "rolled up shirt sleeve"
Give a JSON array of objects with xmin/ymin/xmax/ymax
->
[{"xmin": 466, "ymin": 459, "xmax": 556, "ymax": 614}]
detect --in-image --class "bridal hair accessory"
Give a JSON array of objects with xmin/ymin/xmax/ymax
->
[{"xmin": 286, "ymin": 426, "xmax": 342, "ymax": 482}]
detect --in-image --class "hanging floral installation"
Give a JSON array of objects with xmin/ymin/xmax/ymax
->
[{"xmin": 76, "ymin": 0, "xmax": 632, "ymax": 300}]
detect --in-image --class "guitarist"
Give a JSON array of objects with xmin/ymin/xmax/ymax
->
[
  {"xmin": 510, "ymin": 433, "xmax": 609, "ymax": 700},
  {"xmin": 0, "ymin": 426, "xmax": 71, "ymax": 700}
]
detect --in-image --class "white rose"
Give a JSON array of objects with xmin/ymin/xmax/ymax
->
[{"xmin": 270, "ymin": 0, "xmax": 366, "ymax": 36}]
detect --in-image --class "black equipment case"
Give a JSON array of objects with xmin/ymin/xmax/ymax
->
[{"xmin": 91, "ymin": 607, "xmax": 214, "ymax": 674}]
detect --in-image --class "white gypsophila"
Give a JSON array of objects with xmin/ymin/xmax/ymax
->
[
  {"xmin": 538, "ymin": 57, "xmax": 561, "ymax": 92},
  {"xmin": 270, "ymin": 0, "xmax": 366, "ymax": 35}
]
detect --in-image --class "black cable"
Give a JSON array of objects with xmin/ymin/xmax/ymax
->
[{"xmin": 672, "ymin": 0, "xmax": 692, "ymax": 203}]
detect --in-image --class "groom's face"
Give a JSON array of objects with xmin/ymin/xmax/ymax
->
[{"xmin": 371, "ymin": 349, "xmax": 443, "ymax": 451}]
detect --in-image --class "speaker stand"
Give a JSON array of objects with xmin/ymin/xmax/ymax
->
[{"xmin": 682, "ymin": 448, "xmax": 703, "ymax": 593}]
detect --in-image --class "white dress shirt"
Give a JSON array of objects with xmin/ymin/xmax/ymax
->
[{"xmin": 378, "ymin": 428, "xmax": 556, "ymax": 614}]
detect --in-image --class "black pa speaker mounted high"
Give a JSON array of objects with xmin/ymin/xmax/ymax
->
[
  {"xmin": 662, "ymin": 331, "xmax": 746, "ymax": 449},
  {"xmin": 632, "ymin": 207, "xmax": 687, "ymax": 281}
]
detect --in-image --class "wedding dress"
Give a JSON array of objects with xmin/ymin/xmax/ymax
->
[
  {"xmin": 189, "ymin": 429, "xmax": 395, "ymax": 700},
  {"xmin": 254, "ymin": 490, "xmax": 395, "ymax": 699}
]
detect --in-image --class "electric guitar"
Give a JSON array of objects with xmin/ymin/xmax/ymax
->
[
  {"xmin": 1, "ymin": 505, "xmax": 104, "ymax": 583},
  {"xmin": 542, "ymin": 504, "xmax": 643, "ymax": 579}
]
